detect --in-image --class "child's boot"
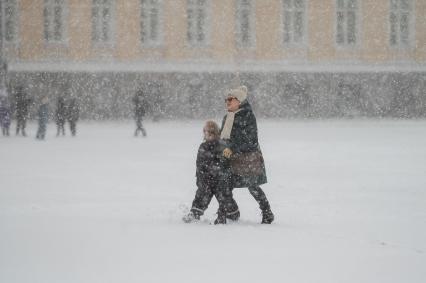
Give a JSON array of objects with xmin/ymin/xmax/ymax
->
[
  {"xmin": 182, "ymin": 210, "xmax": 201, "ymax": 223},
  {"xmin": 226, "ymin": 209, "xmax": 240, "ymax": 221},
  {"xmin": 214, "ymin": 208, "xmax": 227, "ymax": 225}
]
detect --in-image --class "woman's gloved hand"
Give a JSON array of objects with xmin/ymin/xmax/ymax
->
[{"xmin": 223, "ymin": 148, "xmax": 233, "ymax": 158}]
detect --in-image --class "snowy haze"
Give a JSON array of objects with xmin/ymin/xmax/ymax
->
[{"xmin": 1, "ymin": 120, "xmax": 426, "ymax": 283}]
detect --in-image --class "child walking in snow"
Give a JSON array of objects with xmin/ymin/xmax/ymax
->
[{"xmin": 183, "ymin": 120, "xmax": 240, "ymax": 224}]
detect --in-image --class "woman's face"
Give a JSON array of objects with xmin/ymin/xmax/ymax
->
[{"xmin": 225, "ymin": 96, "xmax": 240, "ymax": 112}]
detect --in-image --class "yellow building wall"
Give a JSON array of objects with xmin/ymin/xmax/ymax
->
[
  {"xmin": 415, "ymin": 0, "xmax": 426, "ymax": 61},
  {"xmin": 163, "ymin": 0, "xmax": 186, "ymax": 60},
  {"xmin": 68, "ymin": 0, "xmax": 91, "ymax": 61},
  {"xmin": 362, "ymin": 0, "xmax": 388, "ymax": 61},
  {"xmin": 211, "ymin": 0, "xmax": 235, "ymax": 62},
  {"xmin": 9, "ymin": 0, "xmax": 426, "ymax": 64},
  {"xmin": 19, "ymin": 0, "xmax": 45, "ymax": 61},
  {"xmin": 116, "ymin": 0, "xmax": 140, "ymax": 60},
  {"xmin": 308, "ymin": 0, "xmax": 333, "ymax": 61},
  {"xmin": 255, "ymin": 0, "xmax": 282, "ymax": 60}
]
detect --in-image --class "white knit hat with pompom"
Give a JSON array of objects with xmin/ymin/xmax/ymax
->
[{"xmin": 227, "ymin": 85, "xmax": 248, "ymax": 102}]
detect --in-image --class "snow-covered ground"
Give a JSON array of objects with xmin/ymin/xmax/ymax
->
[{"xmin": 1, "ymin": 119, "xmax": 425, "ymax": 283}]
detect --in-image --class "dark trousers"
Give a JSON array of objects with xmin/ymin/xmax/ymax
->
[
  {"xmin": 135, "ymin": 117, "xmax": 146, "ymax": 137},
  {"xmin": 56, "ymin": 122, "xmax": 65, "ymax": 136},
  {"xmin": 191, "ymin": 181, "xmax": 239, "ymax": 217},
  {"xmin": 2, "ymin": 125, "xmax": 10, "ymax": 136},
  {"xmin": 36, "ymin": 121, "xmax": 47, "ymax": 140},
  {"xmin": 69, "ymin": 121, "xmax": 77, "ymax": 136},
  {"xmin": 247, "ymin": 186, "xmax": 271, "ymax": 212},
  {"xmin": 16, "ymin": 118, "xmax": 26, "ymax": 136}
]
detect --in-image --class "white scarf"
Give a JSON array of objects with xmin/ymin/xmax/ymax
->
[{"xmin": 220, "ymin": 109, "xmax": 241, "ymax": 139}]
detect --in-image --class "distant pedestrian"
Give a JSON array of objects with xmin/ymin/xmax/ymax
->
[
  {"xmin": 15, "ymin": 86, "xmax": 31, "ymax": 136},
  {"xmin": 133, "ymin": 90, "xmax": 147, "ymax": 137},
  {"xmin": 36, "ymin": 96, "xmax": 49, "ymax": 140},
  {"xmin": 55, "ymin": 96, "xmax": 67, "ymax": 136},
  {"xmin": 67, "ymin": 97, "xmax": 79, "ymax": 136},
  {"xmin": 0, "ymin": 88, "xmax": 11, "ymax": 136}
]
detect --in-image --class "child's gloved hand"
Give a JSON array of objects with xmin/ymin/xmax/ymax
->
[{"xmin": 223, "ymin": 148, "xmax": 232, "ymax": 158}]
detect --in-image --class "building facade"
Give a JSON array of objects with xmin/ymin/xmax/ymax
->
[{"xmin": 1, "ymin": 0, "xmax": 426, "ymax": 118}]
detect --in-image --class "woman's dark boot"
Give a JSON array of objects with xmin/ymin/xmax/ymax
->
[{"xmin": 261, "ymin": 209, "xmax": 274, "ymax": 224}]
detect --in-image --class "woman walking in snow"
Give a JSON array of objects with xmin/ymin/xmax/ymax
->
[{"xmin": 220, "ymin": 85, "xmax": 274, "ymax": 224}]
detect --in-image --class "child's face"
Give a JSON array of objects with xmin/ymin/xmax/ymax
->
[{"xmin": 203, "ymin": 126, "xmax": 217, "ymax": 141}]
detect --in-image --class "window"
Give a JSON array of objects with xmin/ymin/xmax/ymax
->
[
  {"xmin": 92, "ymin": 0, "xmax": 114, "ymax": 44},
  {"xmin": 140, "ymin": 0, "xmax": 162, "ymax": 46},
  {"xmin": 44, "ymin": 0, "xmax": 67, "ymax": 43},
  {"xmin": 336, "ymin": 0, "xmax": 358, "ymax": 46},
  {"xmin": 187, "ymin": 0, "xmax": 209, "ymax": 46},
  {"xmin": 0, "ymin": 0, "xmax": 18, "ymax": 43},
  {"xmin": 235, "ymin": 0, "xmax": 255, "ymax": 48},
  {"xmin": 390, "ymin": 0, "xmax": 413, "ymax": 48},
  {"xmin": 282, "ymin": 0, "xmax": 306, "ymax": 46}
]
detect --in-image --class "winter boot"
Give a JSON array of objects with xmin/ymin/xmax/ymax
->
[
  {"xmin": 214, "ymin": 209, "xmax": 227, "ymax": 225},
  {"xmin": 182, "ymin": 211, "xmax": 201, "ymax": 223},
  {"xmin": 226, "ymin": 209, "xmax": 240, "ymax": 222},
  {"xmin": 261, "ymin": 209, "xmax": 274, "ymax": 224}
]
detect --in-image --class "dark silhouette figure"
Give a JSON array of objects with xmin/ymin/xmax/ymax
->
[
  {"xmin": 15, "ymin": 86, "xmax": 31, "ymax": 136},
  {"xmin": 133, "ymin": 91, "xmax": 147, "ymax": 137},
  {"xmin": 55, "ymin": 97, "xmax": 67, "ymax": 136},
  {"xmin": 67, "ymin": 98, "xmax": 79, "ymax": 136},
  {"xmin": 36, "ymin": 97, "xmax": 49, "ymax": 140},
  {"xmin": 0, "ymin": 93, "xmax": 11, "ymax": 136}
]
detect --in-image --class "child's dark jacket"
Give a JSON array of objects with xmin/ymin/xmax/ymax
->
[{"xmin": 196, "ymin": 140, "xmax": 229, "ymax": 188}]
